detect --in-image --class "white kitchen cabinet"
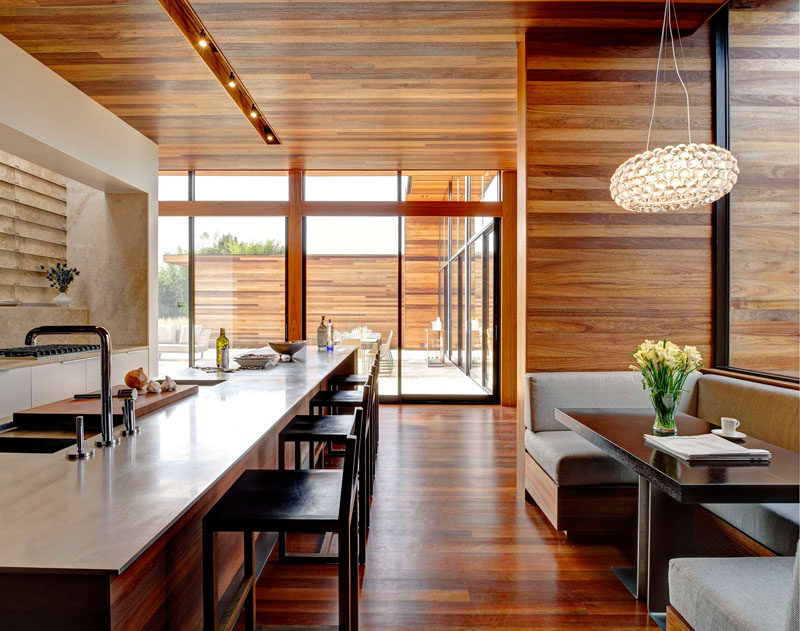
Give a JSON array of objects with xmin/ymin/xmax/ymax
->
[
  {"xmin": 0, "ymin": 367, "xmax": 32, "ymax": 419},
  {"xmin": 112, "ymin": 350, "xmax": 149, "ymax": 386},
  {"xmin": 31, "ymin": 360, "xmax": 87, "ymax": 406}
]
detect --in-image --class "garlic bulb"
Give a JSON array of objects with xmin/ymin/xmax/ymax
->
[
  {"xmin": 145, "ymin": 380, "xmax": 161, "ymax": 394},
  {"xmin": 161, "ymin": 376, "xmax": 177, "ymax": 392}
]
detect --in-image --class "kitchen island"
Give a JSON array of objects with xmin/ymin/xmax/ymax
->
[{"xmin": 0, "ymin": 346, "xmax": 356, "ymax": 630}]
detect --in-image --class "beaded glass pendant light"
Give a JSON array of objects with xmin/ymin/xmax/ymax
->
[{"xmin": 610, "ymin": 0, "xmax": 739, "ymax": 213}]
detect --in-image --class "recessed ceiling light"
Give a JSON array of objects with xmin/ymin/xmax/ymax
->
[
  {"xmin": 228, "ymin": 72, "xmax": 236, "ymax": 88},
  {"xmin": 250, "ymin": 104, "xmax": 258, "ymax": 119},
  {"xmin": 267, "ymin": 135, "xmax": 274, "ymax": 141},
  {"xmin": 198, "ymin": 29, "xmax": 208, "ymax": 48}
]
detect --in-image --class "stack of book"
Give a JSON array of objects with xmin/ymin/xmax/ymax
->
[{"xmin": 644, "ymin": 434, "xmax": 771, "ymax": 462}]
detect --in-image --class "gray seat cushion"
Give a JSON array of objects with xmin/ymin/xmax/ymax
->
[
  {"xmin": 669, "ymin": 555, "xmax": 796, "ymax": 631},
  {"xmin": 703, "ymin": 502, "xmax": 800, "ymax": 557},
  {"xmin": 525, "ymin": 429, "xmax": 637, "ymax": 486}
]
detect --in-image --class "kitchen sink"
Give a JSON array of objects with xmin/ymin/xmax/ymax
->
[{"xmin": 0, "ymin": 437, "xmax": 75, "ymax": 454}]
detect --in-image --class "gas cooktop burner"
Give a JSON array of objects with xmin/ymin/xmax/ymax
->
[{"xmin": 0, "ymin": 344, "xmax": 101, "ymax": 358}]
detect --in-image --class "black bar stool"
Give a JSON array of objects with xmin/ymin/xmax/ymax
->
[
  {"xmin": 328, "ymin": 352, "xmax": 379, "ymax": 391},
  {"xmin": 311, "ymin": 359, "xmax": 378, "ymax": 414},
  {"xmin": 311, "ymin": 360, "xmax": 378, "ymax": 469},
  {"xmin": 278, "ymin": 384, "xmax": 372, "ymax": 563},
  {"xmin": 202, "ymin": 410, "xmax": 363, "ymax": 631}
]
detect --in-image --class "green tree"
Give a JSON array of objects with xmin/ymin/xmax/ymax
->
[
  {"xmin": 196, "ymin": 232, "xmax": 286, "ymax": 255},
  {"xmin": 158, "ymin": 262, "xmax": 188, "ymax": 319}
]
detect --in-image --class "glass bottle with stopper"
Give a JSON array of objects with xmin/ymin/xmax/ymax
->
[
  {"xmin": 216, "ymin": 328, "xmax": 230, "ymax": 369},
  {"xmin": 317, "ymin": 316, "xmax": 327, "ymax": 351}
]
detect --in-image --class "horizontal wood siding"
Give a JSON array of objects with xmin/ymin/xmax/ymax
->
[
  {"xmin": 0, "ymin": 150, "xmax": 68, "ymax": 305},
  {"xmin": 306, "ymin": 255, "xmax": 399, "ymax": 349},
  {"xmin": 524, "ymin": 27, "xmax": 715, "ymax": 371},
  {"xmin": 728, "ymin": 0, "xmax": 799, "ymax": 378},
  {"xmin": 403, "ymin": 216, "xmax": 441, "ymax": 352}
]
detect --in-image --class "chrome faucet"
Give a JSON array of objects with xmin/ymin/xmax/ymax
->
[{"xmin": 25, "ymin": 325, "xmax": 118, "ymax": 448}]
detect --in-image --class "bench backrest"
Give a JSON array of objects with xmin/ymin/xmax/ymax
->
[
  {"xmin": 696, "ymin": 374, "xmax": 799, "ymax": 452},
  {"xmin": 525, "ymin": 371, "xmax": 700, "ymax": 433}
]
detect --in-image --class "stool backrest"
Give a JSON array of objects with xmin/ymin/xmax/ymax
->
[{"xmin": 338, "ymin": 409, "xmax": 362, "ymax": 520}]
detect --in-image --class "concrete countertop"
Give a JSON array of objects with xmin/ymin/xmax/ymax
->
[{"xmin": 0, "ymin": 347, "xmax": 354, "ymax": 574}]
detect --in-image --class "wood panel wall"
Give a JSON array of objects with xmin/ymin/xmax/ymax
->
[
  {"xmin": 523, "ymin": 26, "xmax": 715, "ymax": 372},
  {"xmin": 727, "ymin": 0, "xmax": 799, "ymax": 378},
  {"xmin": 0, "ymin": 150, "xmax": 68, "ymax": 305},
  {"xmin": 403, "ymin": 216, "xmax": 442, "ymax": 353},
  {"xmin": 306, "ymin": 254, "xmax": 400, "ymax": 348}
]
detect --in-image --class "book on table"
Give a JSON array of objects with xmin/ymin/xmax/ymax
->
[{"xmin": 644, "ymin": 433, "xmax": 772, "ymax": 462}]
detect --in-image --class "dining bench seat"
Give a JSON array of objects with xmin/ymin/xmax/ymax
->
[
  {"xmin": 524, "ymin": 429, "xmax": 635, "ymax": 487},
  {"xmin": 703, "ymin": 502, "xmax": 800, "ymax": 557},
  {"xmin": 667, "ymin": 547, "xmax": 799, "ymax": 631}
]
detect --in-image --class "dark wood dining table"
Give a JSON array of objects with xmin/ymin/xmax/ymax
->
[{"xmin": 554, "ymin": 408, "xmax": 800, "ymax": 630}]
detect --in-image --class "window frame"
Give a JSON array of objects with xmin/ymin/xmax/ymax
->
[{"xmin": 711, "ymin": 6, "xmax": 799, "ymax": 384}]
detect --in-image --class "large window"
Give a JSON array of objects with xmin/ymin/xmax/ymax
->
[
  {"xmin": 194, "ymin": 171, "xmax": 288, "ymax": 201},
  {"xmin": 305, "ymin": 217, "xmax": 399, "ymax": 396},
  {"xmin": 157, "ymin": 217, "xmax": 190, "ymax": 366},
  {"xmin": 401, "ymin": 171, "xmax": 499, "ymax": 201},
  {"xmin": 716, "ymin": 1, "xmax": 799, "ymax": 380},
  {"xmin": 193, "ymin": 217, "xmax": 286, "ymax": 366},
  {"xmin": 158, "ymin": 171, "xmax": 189, "ymax": 201},
  {"xmin": 304, "ymin": 172, "xmax": 397, "ymax": 201},
  {"xmin": 156, "ymin": 170, "xmax": 503, "ymax": 397}
]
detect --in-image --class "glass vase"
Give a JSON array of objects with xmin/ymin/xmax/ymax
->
[{"xmin": 649, "ymin": 389, "xmax": 681, "ymax": 435}]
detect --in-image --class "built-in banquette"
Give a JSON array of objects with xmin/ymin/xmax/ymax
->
[
  {"xmin": 523, "ymin": 371, "xmax": 800, "ymax": 554},
  {"xmin": 666, "ymin": 544, "xmax": 799, "ymax": 631}
]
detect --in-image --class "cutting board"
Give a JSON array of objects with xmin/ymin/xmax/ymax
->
[{"xmin": 12, "ymin": 384, "xmax": 199, "ymax": 432}]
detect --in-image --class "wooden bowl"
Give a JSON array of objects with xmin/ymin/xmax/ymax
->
[{"xmin": 267, "ymin": 340, "xmax": 306, "ymax": 358}]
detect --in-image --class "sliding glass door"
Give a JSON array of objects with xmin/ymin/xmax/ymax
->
[{"xmin": 398, "ymin": 216, "xmax": 498, "ymax": 400}]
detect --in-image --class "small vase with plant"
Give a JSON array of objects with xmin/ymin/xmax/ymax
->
[
  {"xmin": 630, "ymin": 339, "xmax": 702, "ymax": 435},
  {"xmin": 41, "ymin": 262, "xmax": 80, "ymax": 308}
]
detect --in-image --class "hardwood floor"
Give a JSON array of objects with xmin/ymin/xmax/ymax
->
[{"xmin": 249, "ymin": 405, "xmax": 656, "ymax": 629}]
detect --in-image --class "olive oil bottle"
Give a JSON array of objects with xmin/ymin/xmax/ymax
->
[{"xmin": 216, "ymin": 328, "xmax": 230, "ymax": 369}]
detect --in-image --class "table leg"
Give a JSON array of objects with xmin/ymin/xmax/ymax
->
[
  {"xmin": 636, "ymin": 477, "xmax": 650, "ymax": 599},
  {"xmin": 647, "ymin": 484, "xmax": 696, "ymax": 629},
  {"xmin": 611, "ymin": 476, "xmax": 650, "ymax": 600}
]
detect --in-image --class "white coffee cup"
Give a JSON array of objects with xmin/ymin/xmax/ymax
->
[{"xmin": 720, "ymin": 417, "xmax": 740, "ymax": 436}]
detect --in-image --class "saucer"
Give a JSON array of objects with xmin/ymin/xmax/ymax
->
[{"xmin": 712, "ymin": 428, "xmax": 746, "ymax": 440}]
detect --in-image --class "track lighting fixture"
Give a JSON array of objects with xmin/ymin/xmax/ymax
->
[
  {"xmin": 198, "ymin": 29, "xmax": 208, "ymax": 48},
  {"xmin": 228, "ymin": 73, "xmax": 236, "ymax": 88},
  {"xmin": 250, "ymin": 104, "xmax": 258, "ymax": 119}
]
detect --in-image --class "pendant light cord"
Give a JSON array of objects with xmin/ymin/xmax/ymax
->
[{"xmin": 646, "ymin": 0, "xmax": 692, "ymax": 151}]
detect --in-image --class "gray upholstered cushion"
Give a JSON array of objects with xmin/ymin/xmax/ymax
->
[
  {"xmin": 524, "ymin": 429, "xmax": 637, "ymax": 486},
  {"xmin": 524, "ymin": 371, "xmax": 699, "ymax": 433},
  {"xmin": 669, "ymin": 555, "xmax": 797, "ymax": 631},
  {"xmin": 788, "ymin": 545, "xmax": 799, "ymax": 631},
  {"xmin": 702, "ymin": 502, "xmax": 800, "ymax": 557},
  {"xmin": 696, "ymin": 374, "xmax": 799, "ymax": 452}
]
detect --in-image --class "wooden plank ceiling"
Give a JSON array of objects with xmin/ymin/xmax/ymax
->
[{"xmin": 0, "ymin": 1, "xmax": 726, "ymax": 171}]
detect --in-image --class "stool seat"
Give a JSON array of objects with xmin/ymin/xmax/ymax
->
[
  {"xmin": 329, "ymin": 374, "xmax": 369, "ymax": 387},
  {"xmin": 206, "ymin": 469, "xmax": 343, "ymax": 532},
  {"xmin": 281, "ymin": 414, "xmax": 356, "ymax": 441},
  {"xmin": 311, "ymin": 390, "xmax": 363, "ymax": 407}
]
